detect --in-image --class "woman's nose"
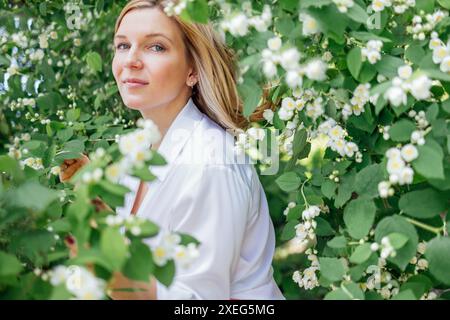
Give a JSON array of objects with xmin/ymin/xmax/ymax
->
[{"xmin": 124, "ymin": 49, "xmax": 143, "ymax": 69}]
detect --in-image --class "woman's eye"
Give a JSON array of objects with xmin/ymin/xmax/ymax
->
[
  {"xmin": 149, "ymin": 44, "xmax": 165, "ymax": 52},
  {"xmin": 116, "ymin": 43, "xmax": 129, "ymax": 50}
]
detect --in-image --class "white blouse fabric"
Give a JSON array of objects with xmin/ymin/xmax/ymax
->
[{"xmin": 116, "ymin": 98, "xmax": 285, "ymax": 300}]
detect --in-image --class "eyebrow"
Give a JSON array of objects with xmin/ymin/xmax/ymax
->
[{"xmin": 114, "ymin": 33, "xmax": 173, "ymax": 44}]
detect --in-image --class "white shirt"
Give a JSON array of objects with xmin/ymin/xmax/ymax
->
[{"xmin": 116, "ymin": 98, "xmax": 285, "ymax": 300}]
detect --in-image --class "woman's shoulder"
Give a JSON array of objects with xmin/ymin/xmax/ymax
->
[{"xmin": 180, "ymin": 113, "xmax": 257, "ymax": 185}]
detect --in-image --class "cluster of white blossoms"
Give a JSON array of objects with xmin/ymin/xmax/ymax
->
[
  {"xmin": 342, "ymin": 83, "xmax": 371, "ymax": 120},
  {"xmin": 20, "ymin": 157, "xmax": 44, "ymax": 170},
  {"xmin": 378, "ymin": 143, "xmax": 419, "ymax": 197},
  {"xmin": 105, "ymin": 213, "xmax": 145, "ymax": 236},
  {"xmin": 383, "ymin": 65, "xmax": 432, "ymax": 107},
  {"xmin": 409, "ymin": 241, "xmax": 429, "ymax": 274},
  {"xmin": 152, "ymin": 231, "xmax": 199, "ymax": 268},
  {"xmin": 318, "ymin": 118, "xmax": 363, "ymax": 161},
  {"xmin": 283, "ymin": 202, "xmax": 297, "ymax": 216},
  {"xmin": 371, "ymin": 0, "xmax": 416, "ymax": 14},
  {"xmin": 407, "ymin": 10, "xmax": 448, "ymax": 41},
  {"xmin": 103, "ymin": 118, "xmax": 162, "ymax": 183},
  {"xmin": 234, "ymin": 126, "xmax": 266, "ymax": 160},
  {"xmin": 429, "ymin": 32, "xmax": 450, "ymax": 73},
  {"xmin": 292, "ymin": 249, "xmax": 320, "ymax": 290},
  {"xmin": 49, "ymin": 265, "xmax": 106, "ymax": 300},
  {"xmin": 299, "ymin": 13, "xmax": 321, "ymax": 37},
  {"xmin": 408, "ymin": 109, "xmax": 429, "ymax": 131},
  {"xmin": 361, "ymin": 40, "xmax": 383, "ymax": 64},
  {"xmin": 162, "ymin": 0, "xmax": 193, "ymax": 16},
  {"xmin": 261, "ymin": 37, "xmax": 328, "ymax": 87},
  {"xmin": 370, "ymin": 237, "xmax": 397, "ymax": 259},
  {"xmin": 29, "ymin": 48, "xmax": 45, "ymax": 61},
  {"xmin": 379, "ymin": 125, "xmax": 391, "ymax": 140},
  {"xmin": 293, "ymin": 206, "xmax": 321, "ymax": 247},
  {"xmin": 11, "ymin": 31, "xmax": 28, "ymax": 48},
  {"xmin": 219, "ymin": 3, "xmax": 272, "ymax": 37},
  {"xmin": 8, "ymin": 97, "xmax": 36, "ymax": 112},
  {"xmin": 332, "ymin": 0, "xmax": 354, "ymax": 13}
]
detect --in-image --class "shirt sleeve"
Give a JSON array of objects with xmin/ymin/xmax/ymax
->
[{"xmin": 155, "ymin": 164, "xmax": 251, "ymax": 300}]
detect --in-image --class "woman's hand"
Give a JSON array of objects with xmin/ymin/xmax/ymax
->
[
  {"xmin": 59, "ymin": 154, "xmax": 90, "ymax": 183},
  {"xmin": 107, "ymin": 271, "xmax": 157, "ymax": 300}
]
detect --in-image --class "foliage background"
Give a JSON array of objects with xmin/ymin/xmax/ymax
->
[{"xmin": 0, "ymin": 0, "xmax": 449, "ymax": 300}]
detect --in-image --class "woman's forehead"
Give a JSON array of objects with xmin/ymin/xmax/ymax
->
[{"xmin": 116, "ymin": 8, "xmax": 182, "ymax": 43}]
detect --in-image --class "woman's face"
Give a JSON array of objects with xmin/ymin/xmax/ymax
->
[{"xmin": 112, "ymin": 7, "xmax": 194, "ymax": 112}]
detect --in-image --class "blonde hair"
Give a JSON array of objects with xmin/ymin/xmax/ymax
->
[{"xmin": 114, "ymin": 0, "xmax": 275, "ymax": 132}]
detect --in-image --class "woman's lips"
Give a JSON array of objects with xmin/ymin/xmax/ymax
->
[{"xmin": 124, "ymin": 82, "xmax": 148, "ymax": 88}]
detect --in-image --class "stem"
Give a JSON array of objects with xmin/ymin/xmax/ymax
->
[
  {"xmin": 405, "ymin": 217, "xmax": 442, "ymax": 235},
  {"xmin": 300, "ymin": 177, "xmax": 310, "ymax": 207}
]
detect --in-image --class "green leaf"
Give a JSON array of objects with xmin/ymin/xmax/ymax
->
[
  {"xmin": 335, "ymin": 170, "xmax": 356, "ymax": 208},
  {"xmin": 324, "ymin": 282, "xmax": 364, "ymax": 300},
  {"xmin": 315, "ymin": 217, "xmax": 335, "ymax": 236},
  {"xmin": 344, "ymin": 198, "xmax": 377, "ymax": 240},
  {"xmin": 281, "ymin": 220, "xmax": 298, "ymax": 241},
  {"xmin": 349, "ymin": 243, "xmax": 372, "ymax": 264},
  {"xmin": 389, "ymin": 119, "xmax": 416, "ymax": 142},
  {"xmin": 57, "ymin": 128, "xmax": 74, "ymax": 142},
  {"xmin": 0, "ymin": 155, "xmax": 24, "ymax": 182},
  {"xmin": 85, "ymin": 51, "xmax": 102, "ymax": 73},
  {"xmin": 416, "ymin": 0, "xmax": 435, "ymax": 12},
  {"xmin": 153, "ymin": 260, "xmax": 175, "ymax": 287},
  {"xmin": 422, "ymin": 68, "xmax": 450, "ymax": 82},
  {"xmin": 62, "ymin": 139, "xmax": 85, "ymax": 154},
  {"xmin": 319, "ymin": 257, "xmax": 346, "ymax": 282},
  {"xmin": 387, "ymin": 233, "xmax": 409, "ymax": 249},
  {"xmin": 354, "ymin": 164, "xmax": 384, "ymax": 199},
  {"xmin": 10, "ymin": 181, "xmax": 59, "ymax": 212},
  {"xmin": 437, "ymin": 0, "xmax": 450, "ymax": 10},
  {"xmin": 375, "ymin": 215, "xmax": 418, "ymax": 270},
  {"xmin": 292, "ymin": 129, "xmax": 308, "ymax": 156},
  {"xmin": 0, "ymin": 251, "xmax": 23, "ymax": 277},
  {"xmin": 347, "ymin": 47, "xmax": 362, "ymax": 80},
  {"xmin": 122, "ymin": 240, "xmax": 155, "ymax": 282},
  {"xmin": 425, "ymin": 237, "xmax": 450, "ymax": 285},
  {"xmin": 321, "ymin": 179, "xmax": 337, "ymax": 199},
  {"xmin": 100, "ymin": 227, "xmax": 128, "ymax": 271},
  {"xmin": 132, "ymin": 166, "xmax": 157, "ymax": 182},
  {"xmin": 287, "ymin": 206, "xmax": 302, "ymax": 221},
  {"xmin": 412, "ymin": 144, "xmax": 445, "ymax": 180},
  {"xmin": 66, "ymin": 109, "xmax": 80, "ymax": 122},
  {"xmin": 346, "ymin": 4, "xmax": 369, "ymax": 24},
  {"xmin": 239, "ymin": 78, "xmax": 263, "ymax": 117},
  {"xmin": 276, "ymin": 172, "xmax": 301, "ymax": 192},
  {"xmin": 349, "ymin": 31, "xmax": 392, "ymax": 43},
  {"xmin": 186, "ymin": 0, "xmax": 209, "ymax": 24},
  {"xmin": 374, "ymin": 55, "xmax": 405, "ymax": 78},
  {"xmin": 399, "ymin": 188, "xmax": 448, "ymax": 219},
  {"xmin": 327, "ymin": 236, "xmax": 347, "ymax": 249},
  {"xmin": 405, "ymin": 44, "xmax": 426, "ymax": 65}
]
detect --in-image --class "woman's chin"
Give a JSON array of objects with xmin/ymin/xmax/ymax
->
[{"xmin": 123, "ymin": 98, "xmax": 146, "ymax": 111}]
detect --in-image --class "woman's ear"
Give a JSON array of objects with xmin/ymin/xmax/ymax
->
[{"xmin": 186, "ymin": 68, "xmax": 198, "ymax": 87}]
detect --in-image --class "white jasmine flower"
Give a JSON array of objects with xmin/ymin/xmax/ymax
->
[
  {"xmin": 280, "ymin": 48, "xmax": 301, "ymax": 70},
  {"xmin": 300, "ymin": 13, "xmax": 321, "ymax": 36},
  {"xmin": 398, "ymin": 65, "xmax": 413, "ymax": 79},
  {"xmin": 410, "ymin": 75, "xmax": 432, "ymax": 100},
  {"xmin": 400, "ymin": 144, "xmax": 419, "ymax": 162},
  {"xmin": 305, "ymin": 59, "xmax": 327, "ymax": 81},
  {"xmin": 267, "ymin": 37, "xmax": 282, "ymax": 51},
  {"xmin": 263, "ymin": 109, "xmax": 274, "ymax": 123},
  {"xmin": 384, "ymin": 85, "xmax": 407, "ymax": 107}
]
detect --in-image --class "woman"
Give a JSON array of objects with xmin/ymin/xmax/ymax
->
[{"xmin": 61, "ymin": 0, "xmax": 284, "ymax": 300}]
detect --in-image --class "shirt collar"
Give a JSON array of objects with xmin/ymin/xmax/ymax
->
[{"xmin": 150, "ymin": 97, "xmax": 204, "ymax": 182}]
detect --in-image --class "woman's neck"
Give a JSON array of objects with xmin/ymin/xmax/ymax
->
[{"xmin": 139, "ymin": 92, "xmax": 191, "ymax": 151}]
